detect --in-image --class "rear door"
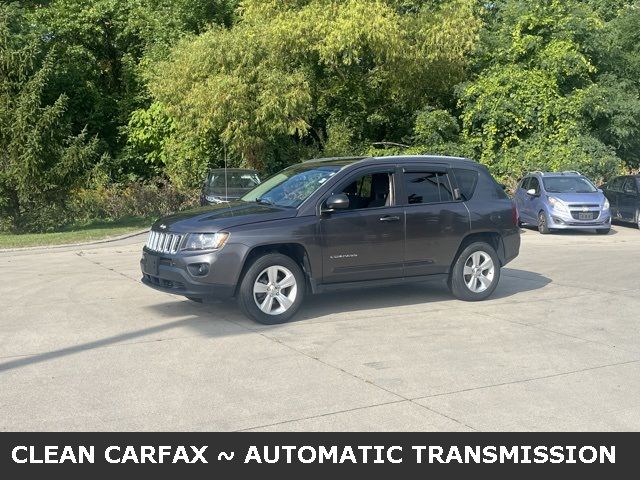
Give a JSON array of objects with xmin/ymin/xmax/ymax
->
[
  {"xmin": 401, "ymin": 165, "xmax": 470, "ymax": 277},
  {"xmin": 319, "ymin": 166, "xmax": 405, "ymax": 284}
]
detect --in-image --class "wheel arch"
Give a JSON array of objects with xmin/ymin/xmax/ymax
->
[
  {"xmin": 451, "ymin": 231, "xmax": 505, "ymax": 270},
  {"xmin": 235, "ymin": 243, "xmax": 312, "ymax": 296}
]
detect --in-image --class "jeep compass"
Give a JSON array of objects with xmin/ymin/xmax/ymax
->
[{"xmin": 141, "ymin": 156, "xmax": 520, "ymax": 324}]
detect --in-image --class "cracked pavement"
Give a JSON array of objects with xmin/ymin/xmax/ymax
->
[{"xmin": 1, "ymin": 226, "xmax": 639, "ymax": 431}]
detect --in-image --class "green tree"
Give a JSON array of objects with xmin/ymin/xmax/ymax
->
[
  {"xmin": 142, "ymin": 0, "xmax": 480, "ymax": 188},
  {"xmin": 0, "ymin": 4, "xmax": 99, "ymax": 232}
]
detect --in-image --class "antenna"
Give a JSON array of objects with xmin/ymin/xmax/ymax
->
[{"xmin": 224, "ymin": 142, "xmax": 228, "ymax": 201}]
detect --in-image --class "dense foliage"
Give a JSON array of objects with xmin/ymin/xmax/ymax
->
[{"xmin": 1, "ymin": 0, "xmax": 639, "ymax": 231}]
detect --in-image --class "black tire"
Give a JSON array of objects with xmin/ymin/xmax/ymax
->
[
  {"xmin": 596, "ymin": 228, "xmax": 610, "ymax": 235},
  {"xmin": 636, "ymin": 210, "xmax": 640, "ymax": 230},
  {"xmin": 238, "ymin": 253, "xmax": 305, "ymax": 324},
  {"xmin": 449, "ymin": 242, "xmax": 501, "ymax": 302},
  {"xmin": 538, "ymin": 211, "xmax": 552, "ymax": 234},
  {"xmin": 186, "ymin": 296, "xmax": 203, "ymax": 303}
]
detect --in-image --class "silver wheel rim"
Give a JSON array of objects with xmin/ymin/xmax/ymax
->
[
  {"xmin": 463, "ymin": 251, "xmax": 495, "ymax": 293},
  {"xmin": 253, "ymin": 265, "xmax": 297, "ymax": 315}
]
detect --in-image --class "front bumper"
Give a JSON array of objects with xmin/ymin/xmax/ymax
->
[
  {"xmin": 547, "ymin": 208, "xmax": 611, "ymax": 230},
  {"xmin": 140, "ymin": 245, "xmax": 246, "ymax": 299}
]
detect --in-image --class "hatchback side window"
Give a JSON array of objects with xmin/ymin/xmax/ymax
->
[
  {"xmin": 528, "ymin": 177, "xmax": 540, "ymax": 194},
  {"xmin": 520, "ymin": 177, "xmax": 530, "ymax": 190},
  {"xmin": 335, "ymin": 172, "xmax": 393, "ymax": 210},
  {"xmin": 404, "ymin": 171, "xmax": 453, "ymax": 204}
]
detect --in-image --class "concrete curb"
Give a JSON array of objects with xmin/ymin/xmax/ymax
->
[{"xmin": 0, "ymin": 228, "xmax": 149, "ymax": 253}]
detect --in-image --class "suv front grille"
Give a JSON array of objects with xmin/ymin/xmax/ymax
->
[{"xmin": 146, "ymin": 231, "xmax": 183, "ymax": 254}]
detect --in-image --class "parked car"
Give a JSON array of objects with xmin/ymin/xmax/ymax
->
[
  {"xmin": 601, "ymin": 175, "xmax": 640, "ymax": 229},
  {"xmin": 141, "ymin": 156, "xmax": 520, "ymax": 324},
  {"xmin": 200, "ymin": 168, "xmax": 261, "ymax": 205},
  {"xmin": 514, "ymin": 171, "xmax": 611, "ymax": 235}
]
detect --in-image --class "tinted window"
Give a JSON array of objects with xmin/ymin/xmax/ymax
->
[
  {"xmin": 452, "ymin": 168, "xmax": 478, "ymax": 201},
  {"xmin": 404, "ymin": 172, "xmax": 453, "ymax": 204},
  {"xmin": 209, "ymin": 172, "xmax": 259, "ymax": 189},
  {"xmin": 623, "ymin": 178, "xmax": 638, "ymax": 194},
  {"xmin": 529, "ymin": 177, "xmax": 540, "ymax": 193},
  {"xmin": 335, "ymin": 172, "xmax": 392, "ymax": 209},
  {"xmin": 608, "ymin": 177, "xmax": 624, "ymax": 192}
]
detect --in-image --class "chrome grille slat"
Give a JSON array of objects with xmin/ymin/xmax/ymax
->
[{"xmin": 146, "ymin": 230, "xmax": 182, "ymax": 254}]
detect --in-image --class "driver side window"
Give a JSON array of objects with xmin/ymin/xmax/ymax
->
[{"xmin": 337, "ymin": 172, "xmax": 393, "ymax": 210}]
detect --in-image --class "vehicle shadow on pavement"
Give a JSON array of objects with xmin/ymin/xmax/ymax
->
[
  {"xmin": 142, "ymin": 268, "xmax": 551, "ymax": 325},
  {"xmin": 0, "ymin": 270, "xmax": 550, "ymax": 373}
]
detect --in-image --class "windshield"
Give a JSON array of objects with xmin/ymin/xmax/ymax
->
[
  {"xmin": 241, "ymin": 163, "xmax": 342, "ymax": 208},
  {"xmin": 208, "ymin": 172, "xmax": 260, "ymax": 189},
  {"xmin": 543, "ymin": 177, "xmax": 597, "ymax": 193}
]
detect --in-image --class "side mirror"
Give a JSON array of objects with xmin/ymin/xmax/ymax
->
[
  {"xmin": 526, "ymin": 188, "xmax": 537, "ymax": 196},
  {"xmin": 322, "ymin": 193, "xmax": 349, "ymax": 213}
]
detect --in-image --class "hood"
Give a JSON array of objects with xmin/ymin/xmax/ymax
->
[
  {"xmin": 547, "ymin": 191, "xmax": 605, "ymax": 205},
  {"xmin": 152, "ymin": 201, "xmax": 298, "ymax": 233}
]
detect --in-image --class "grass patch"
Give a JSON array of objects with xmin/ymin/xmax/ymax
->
[{"xmin": 0, "ymin": 216, "xmax": 154, "ymax": 249}]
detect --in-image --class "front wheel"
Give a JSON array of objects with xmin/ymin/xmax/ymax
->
[
  {"xmin": 538, "ymin": 211, "xmax": 552, "ymax": 234},
  {"xmin": 449, "ymin": 242, "xmax": 501, "ymax": 301},
  {"xmin": 238, "ymin": 253, "xmax": 305, "ymax": 324}
]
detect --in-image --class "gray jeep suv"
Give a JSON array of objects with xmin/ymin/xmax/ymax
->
[{"xmin": 141, "ymin": 156, "xmax": 520, "ymax": 324}]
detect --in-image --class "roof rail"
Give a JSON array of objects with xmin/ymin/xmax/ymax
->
[
  {"xmin": 303, "ymin": 156, "xmax": 369, "ymax": 163},
  {"xmin": 561, "ymin": 170, "xmax": 581, "ymax": 175}
]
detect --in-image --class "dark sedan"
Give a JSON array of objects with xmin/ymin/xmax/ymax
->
[
  {"xmin": 200, "ymin": 168, "xmax": 261, "ymax": 205},
  {"xmin": 602, "ymin": 175, "xmax": 640, "ymax": 229}
]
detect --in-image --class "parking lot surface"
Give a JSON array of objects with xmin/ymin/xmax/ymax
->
[{"xmin": 1, "ymin": 226, "xmax": 639, "ymax": 431}]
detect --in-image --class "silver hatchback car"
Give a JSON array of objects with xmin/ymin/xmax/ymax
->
[{"xmin": 515, "ymin": 171, "xmax": 611, "ymax": 234}]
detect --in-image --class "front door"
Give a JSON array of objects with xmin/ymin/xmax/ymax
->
[
  {"xmin": 320, "ymin": 168, "xmax": 404, "ymax": 284},
  {"xmin": 620, "ymin": 177, "xmax": 639, "ymax": 221}
]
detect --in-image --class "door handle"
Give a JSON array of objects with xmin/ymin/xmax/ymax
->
[{"xmin": 379, "ymin": 215, "xmax": 400, "ymax": 222}]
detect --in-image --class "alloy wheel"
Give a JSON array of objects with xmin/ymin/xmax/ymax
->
[
  {"xmin": 253, "ymin": 265, "xmax": 298, "ymax": 315},
  {"xmin": 463, "ymin": 251, "xmax": 495, "ymax": 293}
]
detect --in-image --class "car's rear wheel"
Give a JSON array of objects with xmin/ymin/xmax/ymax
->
[
  {"xmin": 238, "ymin": 253, "xmax": 305, "ymax": 324},
  {"xmin": 538, "ymin": 211, "xmax": 552, "ymax": 234},
  {"xmin": 449, "ymin": 242, "xmax": 501, "ymax": 301}
]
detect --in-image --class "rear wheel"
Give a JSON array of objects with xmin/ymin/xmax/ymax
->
[
  {"xmin": 449, "ymin": 242, "xmax": 501, "ymax": 301},
  {"xmin": 238, "ymin": 253, "xmax": 305, "ymax": 324},
  {"xmin": 538, "ymin": 211, "xmax": 552, "ymax": 234}
]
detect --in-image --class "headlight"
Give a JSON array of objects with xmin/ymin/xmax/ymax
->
[
  {"xmin": 603, "ymin": 199, "xmax": 610, "ymax": 210},
  {"xmin": 183, "ymin": 232, "xmax": 230, "ymax": 251},
  {"xmin": 547, "ymin": 196, "xmax": 568, "ymax": 213},
  {"xmin": 205, "ymin": 195, "xmax": 227, "ymax": 204}
]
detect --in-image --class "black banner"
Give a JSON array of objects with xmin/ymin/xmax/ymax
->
[{"xmin": 1, "ymin": 433, "xmax": 635, "ymax": 477}]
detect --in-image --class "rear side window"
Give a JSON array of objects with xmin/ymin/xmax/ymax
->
[
  {"xmin": 451, "ymin": 168, "xmax": 479, "ymax": 201},
  {"xmin": 404, "ymin": 171, "xmax": 453, "ymax": 204}
]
